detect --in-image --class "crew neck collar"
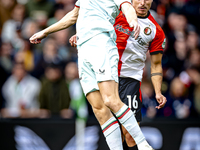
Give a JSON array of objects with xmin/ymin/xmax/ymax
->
[{"xmin": 137, "ymin": 11, "xmax": 150, "ymax": 19}]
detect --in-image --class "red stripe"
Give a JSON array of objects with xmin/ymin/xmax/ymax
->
[
  {"xmin": 118, "ymin": 108, "xmax": 130, "ymax": 119},
  {"xmin": 103, "ymin": 121, "xmax": 118, "ymax": 133},
  {"xmin": 139, "ymin": 82, "xmax": 142, "ymax": 102},
  {"xmin": 75, "ymin": 5, "xmax": 80, "ymax": 8}
]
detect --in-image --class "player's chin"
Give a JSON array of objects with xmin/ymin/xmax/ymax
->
[{"xmin": 138, "ymin": 11, "xmax": 147, "ymax": 17}]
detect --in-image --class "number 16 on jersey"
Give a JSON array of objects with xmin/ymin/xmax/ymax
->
[{"xmin": 127, "ymin": 95, "xmax": 138, "ymax": 114}]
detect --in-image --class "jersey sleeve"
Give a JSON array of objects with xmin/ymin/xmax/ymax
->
[
  {"xmin": 149, "ymin": 26, "xmax": 166, "ymax": 55},
  {"xmin": 75, "ymin": 0, "xmax": 80, "ymax": 8},
  {"xmin": 113, "ymin": 0, "xmax": 131, "ymax": 10},
  {"xmin": 114, "ymin": 11, "xmax": 133, "ymax": 49}
]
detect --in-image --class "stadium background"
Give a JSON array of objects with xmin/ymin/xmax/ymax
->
[{"xmin": 0, "ymin": 0, "xmax": 200, "ymax": 150}]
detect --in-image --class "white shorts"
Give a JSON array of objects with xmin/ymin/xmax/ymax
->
[{"xmin": 77, "ymin": 32, "xmax": 119, "ymax": 96}]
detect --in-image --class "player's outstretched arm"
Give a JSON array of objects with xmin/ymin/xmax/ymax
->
[
  {"xmin": 30, "ymin": 7, "xmax": 79, "ymax": 44},
  {"xmin": 150, "ymin": 53, "xmax": 167, "ymax": 109},
  {"xmin": 121, "ymin": 2, "xmax": 140, "ymax": 39}
]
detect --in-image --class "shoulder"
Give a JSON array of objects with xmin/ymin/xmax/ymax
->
[
  {"xmin": 4, "ymin": 76, "xmax": 15, "ymax": 85},
  {"xmin": 147, "ymin": 13, "xmax": 165, "ymax": 36}
]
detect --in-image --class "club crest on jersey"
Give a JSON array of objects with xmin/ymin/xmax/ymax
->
[{"xmin": 144, "ymin": 27, "xmax": 152, "ymax": 35}]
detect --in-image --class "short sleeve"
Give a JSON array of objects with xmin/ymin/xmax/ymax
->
[
  {"xmin": 113, "ymin": 0, "xmax": 131, "ymax": 10},
  {"xmin": 75, "ymin": 0, "xmax": 80, "ymax": 8},
  {"xmin": 149, "ymin": 27, "xmax": 166, "ymax": 55}
]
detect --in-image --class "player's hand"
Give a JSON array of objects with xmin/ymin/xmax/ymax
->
[
  {"xmin": 129, "ymin": 20, "xmax": 140, "ymax": 39},
  {"xmin": 29, "ymin": 30, "xmax": 48, "ymax": 44},
  {"xmin": 69, "ymin": 34, "xmax": 77, "ymax": 47},
  {"xmin": 155, "ymin": 93, "xmax": 167, "ymax": 109}
]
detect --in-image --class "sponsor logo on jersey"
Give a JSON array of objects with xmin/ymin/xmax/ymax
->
[
  {"xmin": 144, "ymin": 27, "xmax": 152, "ymax": 35},
  {"xmin": 162, "ymin": 38, "xmax": 166, "ymax": 49},
  {"xmin": 114, "ymin": 24, "xmax": 146, "ymax": 46},
  {"xmin": 114, "ymin": 24, "xmax": 132, "ymax": 35},
  {"xmin": 99, "ymin": 69, "xmax": 105, "ymax": 74}
]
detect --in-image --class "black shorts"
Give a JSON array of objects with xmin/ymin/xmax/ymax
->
[{"xmin": 118, "ymin": 77, "xmax": 142, "ymax": 122}]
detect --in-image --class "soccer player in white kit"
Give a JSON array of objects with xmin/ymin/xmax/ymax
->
[
  {"xmin": 69, "ymin": 0, "xmax": 167, "ymax": 149},
  {"xmin": 29, "ymin": 0, "xmax": 154, "ymax": 149}
]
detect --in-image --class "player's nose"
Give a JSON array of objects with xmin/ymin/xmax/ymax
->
[{"xmin": 140, "ymin": 0, "xmax": 145, "ymax": 5}]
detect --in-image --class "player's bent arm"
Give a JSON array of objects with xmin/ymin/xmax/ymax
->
[
  {"xmin": 121, "ymin": 3, "xmax": 137, "ymax": 25},
  {"xmin": 121, "ymin": 3, "xmax": 140, "ymax": 39},
  {"xmin": 150, "ymin": 53, "xmax": 163, "ymax": 95}
]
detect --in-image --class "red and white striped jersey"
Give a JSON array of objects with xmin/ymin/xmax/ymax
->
[{"xmin": 114, "ymin": 11, "xmax": 166, "ymax": 81}]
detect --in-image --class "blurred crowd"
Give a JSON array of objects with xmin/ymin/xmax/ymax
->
[{"xmin": 0, "ymin": 0, "xmax": 199, "ymax": 120}]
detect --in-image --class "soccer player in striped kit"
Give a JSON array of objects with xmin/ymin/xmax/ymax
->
[{"xmin": 113, "ymin": 0, "xmax": 167, "ymax": 149}]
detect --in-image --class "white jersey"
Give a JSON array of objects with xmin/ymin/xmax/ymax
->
[
  {"xmin": 75, "ymin": 0, "xmax": 131, "ymax": 45},
  {"xmin": 114, "ymin": 11, "xmax": 166, "ymax": 81}
]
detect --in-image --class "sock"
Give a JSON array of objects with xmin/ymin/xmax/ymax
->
[
  {"xmin": 101, "ymin": 116, "xmax": 123, "ymax": 150},
  {"xmin": 137, "ymin": 140, "xmax": 153, "ymax": 150},
  {"xmin": 115, "ymin": 104, "xmax": 145, "ymax": 145}
]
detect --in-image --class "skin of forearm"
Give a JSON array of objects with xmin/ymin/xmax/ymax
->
[
  {"xmin": 121, "ymin": 3, "xmax": 137, "ymax": 25},
  {"xmin": 151, "ymin": 64, "xmax": 163, "ymax": 95},
  {"xmin": 44, "ymin": 8, "xmax": 79, "ymax": 35}
]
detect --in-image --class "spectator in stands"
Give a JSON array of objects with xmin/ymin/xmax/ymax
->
[
  {"xmin": 168, "ymin": 39, "xmax": 188, "ymax": 76},
  {"xmin": 163, "ymin": 12, "xmax": 188, "ymax": 57},
  {"xmin": 166, "ymin": 76, "xmax": 193, "ymax": 119},
  {"xmin": 47, "ymin": 8, "xmax": 66, "ymax": 26},
  {"xmin": 54, "ymin": 0, "xmax": 75, "ymax": 13},
  {"xmin": 21, "ymin": 20, "xmax": 40, "ymax": 41},
  {"xmin": 31, "ymin": 37, "xmax": 63, "ymax": 79},
  {"xmin": 0, "ymin": 0, "xmax": 16, "ymax": 32},
  {"xmin": 38, "ymin": 62, "xmax": 72, "ymax": 118},
  {"xmin": 25, "ymin": 0, "xmax": 54, "ymax": 28},
  {"xmin": 186, "ymin": 48, "xmax": 200, "ymax": 70},
  {"xmin": 1, "ymin": 3, "xmax": 26, "ymax": 50},
  {"xmin": 0, "ymin": 42, "xmax": 14, "ymax": 74},
  {"xmin": 1, "ymin": 61, "xmax": 41, "ymax": 118},
  {"xmin": 13, "ymin": 39, "xmax": 42, "ymax": 72},
  {"xmin": 186, "ymin": 29, "xmax": 200, "ymax": 51},
  {"xmin": 53, "ymin": 29, "xmax": 72, "ymax": 61},
  {"xmin": 156, "ymin": 0, "xmax": 170, "ymax": 27}
]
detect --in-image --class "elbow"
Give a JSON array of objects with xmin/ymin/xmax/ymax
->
[
  {"xmin": 151, "ymin": 65, "xmax": 162, "ymax": 73},
  {"xmin": 151, "ymin": 62, "xmax": 162, "ymax": 71}
]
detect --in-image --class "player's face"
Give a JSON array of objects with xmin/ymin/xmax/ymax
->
[{"xmin": 132, "ymin": 0, "xmax": 153, "ymax": 17}]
